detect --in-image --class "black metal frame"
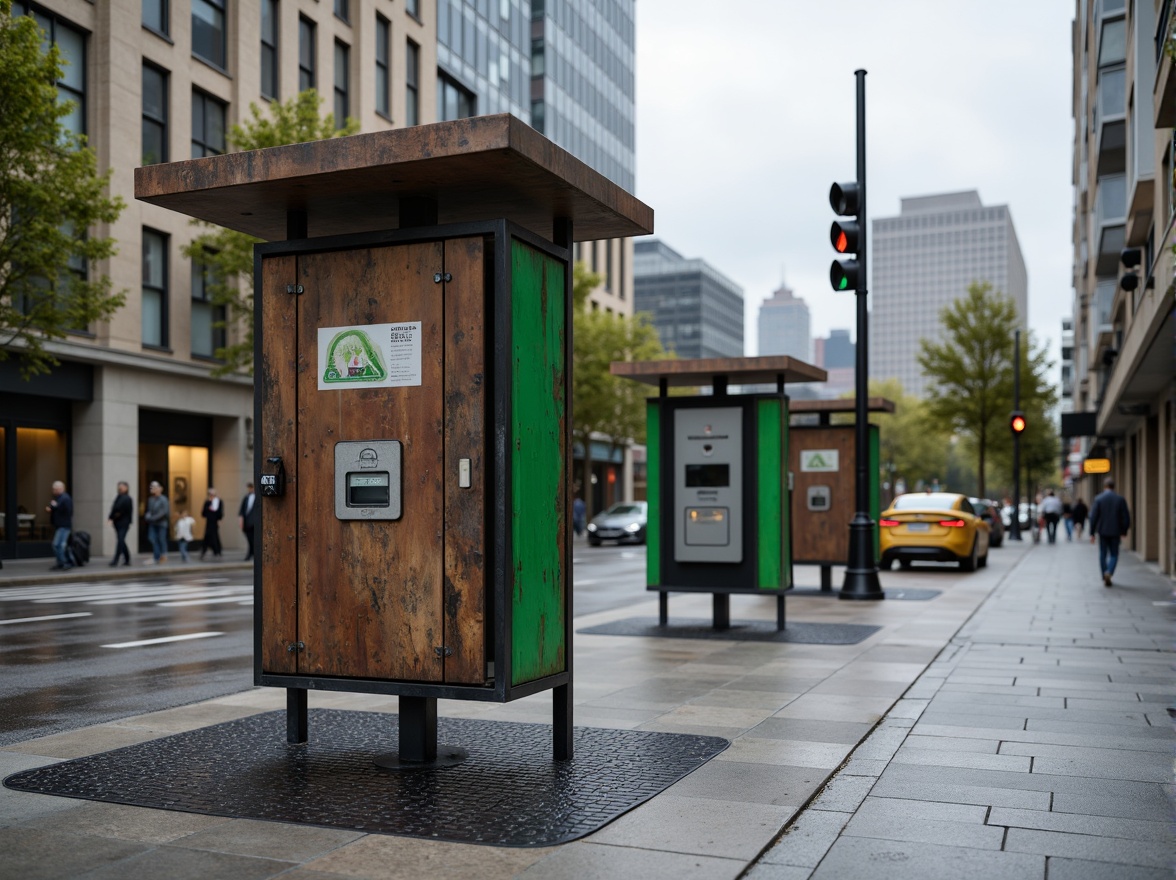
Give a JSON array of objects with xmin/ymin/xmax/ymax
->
[{"xmin": 251, "ymin": 217, "xmax": 574, "ymax": 737}]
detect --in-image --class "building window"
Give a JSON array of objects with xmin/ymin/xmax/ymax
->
[
  {"xmin": 375, "ymin": 14, "xmax": 390, "ymax": 118},
  {"xmin": 333, "ymin": 0, "xmax": 349, "ymax": 23},
  {"xmin": 437, "ymin": 72, "xmax": 475, "ymax": 121},
  {"xmin": 405, "ymin": 39, "xmax": 419, "ymax": 126},
  {"xmin": 261, "ymin": 0, "xmax": 278, "ymax": 100},
  {"xmin": 18, "ymin": 4, "xmax": 86, "ymax": 136},
  {"xmin": 141, "ymin": 63, "xmax": 168, "ymax": 165},
  {"xmin": 192, "ymin": 0, "xmax": 226, "ymax": 70},
  {"xmin": 143, "ymin": 0, "xmax": 168, "ymax": 35},
  {"xmin": 142, "ymin": 229, "xmax": 168, "ymax": 348},
  {"xmin": 191, "ymin": 253, "xmax": 226, "ymax": 359},
  {"xmin": 333, "ymin": 40, "xmax": 349, "ymax": 127},
  {"xmin": 191, "ymin": 90, "xmax": 226, "ymax": 158},
  {"xmin": 299, "ymin": 16, "xmax": 316, "ymax": 91},
  {"xmin": 406, "ymin": 0, "xmax": 419, "ymax": 19}
]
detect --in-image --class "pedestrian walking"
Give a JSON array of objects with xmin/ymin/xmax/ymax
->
[
  {"xmin": 1089, "ymin": 477, "xmax": 1131, "ymax": 587},
  {"xmin": 1062, "ymin": 499, "xmax": 1074, "ymax": 541},
  {"xmin": 46, "ymin": 480, "xmax": 74, "ymax": 570},
  {"xmin": 238, "ymin": 482, "xmax": 256, "ymax": 561},
  {"xmin": 572, "ymin": 496, "xmax": 586, "ymax": 538},
  {"xmin": 201, "ymin": 488, "xmax": 223, "ymax": 559},
  {"xmin": 1040, "ymin": 490, "xmax": 1063, "ymax": 544},
  {"xmin": 174, "ymin": 510, "xmax": 195, "ymax": 562},
  {"xmin": 1072, "ymin": 498, "xmax": 1088, "ymax": 539},
  {"xmin": 107, "ymin": 481, "xmax": 133, "ymax": 566},
  {"xmin": 143, "ymin": 480, "xmax": 170, "ymax": 564}
]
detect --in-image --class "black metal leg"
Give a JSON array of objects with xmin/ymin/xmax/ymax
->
[
  {"xmin": 554, "ymin": 682, "xmax": 573, "ymax": 761},
  {"xmin": 398, "ymin": 696, "xmax": 438, "ymax": 763},
  {"xmin": 713, "ymin": 593, "xmax": 730, "ymax": 630},
  {"xmin": 776, "ymin": 595, "xmax": 786, "ymax": 631},
  {"xmin": 820, "ymin": 565, "xmax": 833, "ymax": 591},
  {"xmin": 286, "ymin": 687, "xmax": 308, "ymax": 744},
  {"xmin": 659, "ymin": 591, "xmax": 668, "ymax": 626}
]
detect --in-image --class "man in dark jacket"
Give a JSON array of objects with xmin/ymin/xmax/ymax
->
[
  {"xmin": 1089, "ymin": 477, "xmax": 1131, "ymax": 587},
  {"xmin": 46, "ymin": 480, "xmax": 74, "ymax": 570},
  {"xmin": 238, "ymin": 482, "xmax": 256, "ymax": 561},
  {"xmin": 107, "ymin": 481, "xmax": 134, "ymax": 566}
]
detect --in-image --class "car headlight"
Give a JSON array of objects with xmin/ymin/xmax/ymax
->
[
  {"xmin": 625, "ymin": 523, "xmax": 640, "ymax": 532},
  {"xmin": 586, "ymin": 523, "xmax": 597, "ymax": 532}
]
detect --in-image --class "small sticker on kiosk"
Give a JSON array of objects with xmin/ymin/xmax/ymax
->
[{"xmin": 318, "ymin": 322, "xmax": 422, "ymax": 390}]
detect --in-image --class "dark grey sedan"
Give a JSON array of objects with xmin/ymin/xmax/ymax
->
[{"xmin": 586, "ymin": 502, "xmax": 648, "ymax": 546}]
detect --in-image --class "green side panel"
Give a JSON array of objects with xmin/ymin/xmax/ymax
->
[
  {"xmin": 782, "ymin": 398, "xmax": 791, "ymax": 586},
  {"xmin": 646, "ymin": 401, "xmax": 661, "ymax": 586},
  {"xmin": 869, "ymin": 424, "xmax": 881, "ymax": 558},
  {"xmin": 510, "ymin": 239, "xmax": 567, "ymax": 686},
  {"xmin": 757, "ymin": 399, "xmax": 782, "ymax": 589}
]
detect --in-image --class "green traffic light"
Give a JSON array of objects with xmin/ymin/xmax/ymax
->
[{"xmin": 837, "ymin": 276, "xmax": 848, "ymax": 290}]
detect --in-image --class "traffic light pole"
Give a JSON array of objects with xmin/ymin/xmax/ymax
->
[
  {"xmin": 1009, "ymin": 330, "xmax": 1022, "ymax": 541},
  {"xmin": 840, "ymin": 69, "xmax": 884, "ymax": 601}
]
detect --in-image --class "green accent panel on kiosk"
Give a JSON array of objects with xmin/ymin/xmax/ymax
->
[
  {"xmin": 782, "ymin": 397, "xmax": 791, "ymax": 586},
  {"xmin": 869, "ymin": 424, "xmax": 881, "ymax": 559},
  {"xmin": 646, "ymin": 401, "xmax": 661, "ymax": 586},
  {"xmin": 510, "ymin": 239, "xmax": 567, "ymax": 686},
  {"xmin": 757, "ymin": 398, "xmax": 783, "ymax": 589}
]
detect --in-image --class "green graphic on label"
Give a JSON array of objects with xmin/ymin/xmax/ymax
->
[
  {"xmin": 322, "ymin": 329, "xmax": 388, "ymax": 384},
  {"xmin": 805, "ymin": 453, "xmax": 830, "ymax": 468}
]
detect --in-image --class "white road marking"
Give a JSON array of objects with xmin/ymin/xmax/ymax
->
[
  {"xmin": 0, "ymin": 612, "xmax": 92, "ymax": 625},
  {"xmin": 155, "ymin": 596, "xmax": 256, "ymax": 607},
  {"xmin": 102, "ymin": 632, "xmax": 224, "ymax": 648}
]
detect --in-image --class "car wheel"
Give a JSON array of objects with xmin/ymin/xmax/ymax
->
[
  {"xmin": 979, "ymin": 551, "xmax": 988, "ymax": 568},
  {"xmin": 960, "ymin": 539, "xmax": 978, "ymax": 572},
  {"xmin": 899, "ymin": 559, "xmax": 913, "ymax": 570}
]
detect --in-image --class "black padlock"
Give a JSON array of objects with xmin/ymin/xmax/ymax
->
[{"xmin": 261, "ymin": 456, "xmax": 286, "ymax": 497}]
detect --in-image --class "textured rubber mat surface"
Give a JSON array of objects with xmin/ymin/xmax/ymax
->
[
  {"xmin": 579, "ymin": 618, "xmax": 881, "ymax": 644},
  {"xmin": 3, "ymin": 709, "xmax": 728, "ymax": 847}
]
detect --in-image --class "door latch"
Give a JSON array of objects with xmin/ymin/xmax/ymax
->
[
  {"xmin": 433, "ymin": 272, "xmax": 452, "ymax": 284},
  {"xmin": 434, "ymin": 646, "xmax": 453, "ymax": 658},
  {"xmin": 286, "ymin": 641, "xmax": 306, "ymax": 653}
]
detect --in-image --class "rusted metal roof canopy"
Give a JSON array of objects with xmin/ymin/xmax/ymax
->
[
  {"xmin": 134, "ymin": 114, "xmax": 653, "ymax": 242},
  {"xmin": 790, "ymin": 398, "xmax": 896, "ymax": 414},
  {"xmin": 611, "ymin": 355, "xmax": 827, "ymax": 388}
]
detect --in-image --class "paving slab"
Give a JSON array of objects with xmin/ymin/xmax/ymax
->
[
  {"xmin": 1004, "ymin": 827, "xmax": 1175, "ymax": 868},
  {"xmin": 808, "ymin": 835, "xmax": 1045, "ymax": 880}
]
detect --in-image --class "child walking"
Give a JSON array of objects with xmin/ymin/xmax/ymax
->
[{"xmin": 175, "ymin": 510, "xmax": 196, "ymax": 563}]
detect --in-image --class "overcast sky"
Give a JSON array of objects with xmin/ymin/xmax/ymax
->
[{"xmin": 633, "ymin": 0, "xmax": 1075, "ymax": 365}]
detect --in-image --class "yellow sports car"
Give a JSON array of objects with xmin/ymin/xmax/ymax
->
[{"xmin": 879, "ymin": 492, "xmax": 990, "ymax": 572}]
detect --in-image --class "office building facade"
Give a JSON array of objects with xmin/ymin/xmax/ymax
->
[
  {"xmin": 757, "ymin": 282, "xmax": 812, "ymax": 363},
  {"xmin": 1069, "ymin": 0, "xmax": 1174, "ymax": 576},
  {"xmin": 870, "ymin": 190, "xmax": 1028, "ymax": 399},
  {"xmin": 633, "ymin": 239, "xmax": 744, "ymax": 360}
]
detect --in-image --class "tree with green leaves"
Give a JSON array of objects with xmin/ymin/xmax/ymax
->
[
  {"xmin": 571, "ymin": 263, "xmax": 669, "ymax": 519},
  {"xmin": 918, "ymin": 282, "xmax": 1056, "ymax": 498},
  {"xmin": 183, "ymin": 90, "xmax": 359, "ymax": 374},
  {"xmin": 0, "ymin": 0, "xmax": 125, "ymax": 376}
]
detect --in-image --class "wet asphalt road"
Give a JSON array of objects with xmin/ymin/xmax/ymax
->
[{"xmin": 0, "ymin": 543, "xmax": 648, "ymax": 744}]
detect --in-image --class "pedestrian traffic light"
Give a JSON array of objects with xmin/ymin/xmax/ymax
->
[
  {"xmin": 829, "ymin": 181, "xmax": 861, "ymax": 291},
  {"xmin": 1010, "ymin": 411, "xmax": 1027, "ymax": 435}
]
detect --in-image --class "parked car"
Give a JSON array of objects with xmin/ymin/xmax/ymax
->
[
  {"xmin": 880, "ymin": 492, "xmax": 990, "ymax": 572},
  {"xmin": 969, "ymin": 497, "xmax": 1004, "ymax": 548},
  {"xmin": 1001, "ymin": 502, "xmax": 1038, "ymax": 535},
  {"xmin": 586, "ymin": 501, "xmax": 648, "ymax": 546}
]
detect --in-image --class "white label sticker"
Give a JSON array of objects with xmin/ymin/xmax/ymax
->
[
  {"xmin": 800, "ymin": 449, "xmax": 840, "ymax": 472},
  {"xmin": 317, "ymin": 322, "xmax": 422, "ymax": 390}
]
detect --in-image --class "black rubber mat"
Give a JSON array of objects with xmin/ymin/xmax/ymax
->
[
  {"xmin": 789, "ymin": 588, "xmax": 941, "ymax": 601},
  {"xmin": 3, "ymin": 709, "xmax": 728, "ymax": 847},
  {"xmin": 579, "ymin": 617, "xmax": 881, "ymax": 644}
]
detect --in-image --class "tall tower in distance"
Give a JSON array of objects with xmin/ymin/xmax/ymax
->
[
  {"xmin": 870, "ymin": 191, "xmax": 1027, "ymax": 399},
  {"xmin": 757, "ymin": 282, "xmax": 812, "ymax": 362}
]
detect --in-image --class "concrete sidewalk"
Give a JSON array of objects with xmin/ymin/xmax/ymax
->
[
  {"xmin": 1, "ymin": 540, "xmax": 1172, "ymax": 879},
  {"xmin": 0, "ymin": 553, "xmax": 251, "ymax": 586}
]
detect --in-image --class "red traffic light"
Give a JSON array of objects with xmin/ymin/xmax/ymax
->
[
  {"xmin": 1010, "ymin": 412, "xmax": 1027, "ymax": 434},
  {"xmin": 830, "ymin": 220, "xmax": 859, "ymax": 254}
]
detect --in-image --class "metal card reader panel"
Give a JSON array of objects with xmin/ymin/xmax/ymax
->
[
  {"xmin": 673, "ymin": 406, "xmax": 743, "ymax": 563},
  {"xmin": 335, "ymin": 440, "xmax": 402, "ymax": 520}
]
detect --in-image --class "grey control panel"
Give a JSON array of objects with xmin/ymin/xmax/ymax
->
[
  {"xmin": 673, "ymin": 407, "xmax": 742, "ymax": 563},
  {"xmin": 807, "ymin": 485, "xmax": 831, "ymax": 511},
  {"xmin": 334, "ymin": 440, "xmax": 402, "ymax": 520}
]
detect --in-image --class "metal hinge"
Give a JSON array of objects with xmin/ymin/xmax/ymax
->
[
  {"xmin": 434, "ymin": 645, "xmax": 453, "ymax": 658},
  {"xmin": 286, "ymin": 283, "xmax": 304, "ymax": 295},
  {"xmin": 286, "ymin": 641, "xmax": 306, "ymax": 653},
  {"xmin": 432, "ymin": 272, "xmax": 452, "ymax": 284}
]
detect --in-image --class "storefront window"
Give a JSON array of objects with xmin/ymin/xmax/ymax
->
[
  {"xmin": 138, "ymin": 442, "xmax": 210, "ymax": 549},
  {"xmin": 16, "ymin": 428, "xmax": 67, "ymax": 542}
]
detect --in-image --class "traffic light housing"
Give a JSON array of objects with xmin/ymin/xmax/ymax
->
[
  {"xmin": 1010, "ymin": 411, "xmax": 1027, "ymax": 435},
  {"xmin": 829, "ymin": 181, "xmax": 861, "ymax": 291},
  {"xmin": 1119, "ymin": 247, "xmax": 1141, "ymax": 292}
]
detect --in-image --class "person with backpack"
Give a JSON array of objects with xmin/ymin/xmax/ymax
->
[{"xmin": 46, "ymin": 480, "xmax": 74, "ymax": 571}]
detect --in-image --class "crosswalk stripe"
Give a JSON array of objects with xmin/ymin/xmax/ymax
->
[
  {"xmin": 0, "ymin": 612, "xmax": 92, "ymax": 626},
  {"xmin": 102, "ymin": 632, "xmax": 224, "ymax": 648}
]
